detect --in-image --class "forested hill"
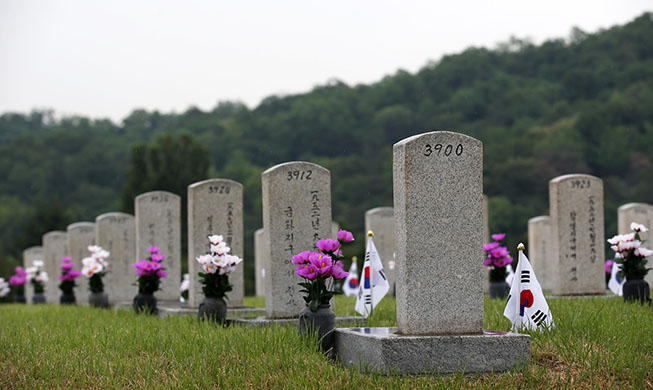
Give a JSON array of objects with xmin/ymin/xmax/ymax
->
[{"xmin": 1, "ymin": 13, "xmax": 652, "ymax": 293}]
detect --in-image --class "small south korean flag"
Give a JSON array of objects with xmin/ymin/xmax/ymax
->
[
  {"xmin": 355, "ymin": 231, "xmax": 390, "ymax": 317},
  {"xmin": 608, "ymin": 261, "xmax": 624, "ymax": 296},
  {"xmin": 342, "ymin": 257, "xmax": 359, "ymax": 297},
  {"xmin": 504, "ymin": 243, "xmax": 554, "ymax": 332}
]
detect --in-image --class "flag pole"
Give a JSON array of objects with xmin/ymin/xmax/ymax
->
[
  {"xmin": 515, "ymin": 243, "xmax": 525, "ymax": 331},
  {"xmin": 367, "ymin": 230, "xmax": 374, "ymax": 317}
]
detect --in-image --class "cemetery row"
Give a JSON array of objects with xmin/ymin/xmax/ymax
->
[{"xmin": 3, "ymin": 131, "xmax": 651, "ymax": 375}]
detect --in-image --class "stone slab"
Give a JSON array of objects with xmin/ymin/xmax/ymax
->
[
  {"xmin": 483, "ymin": 195, "xmax": 490, "ymax": 294},
  {"xmin": 528, "ymin": 216, "xmax": 553, "ymax": 292},
  {"xmin": 135, "ymin": 191, "xmax": 182, "ymax": 301},
  {"xmin": 261, "ymin": 161, "xmax": 332, "ymax": 318},
  {"xmin": 254, "ymin": 228, "xmax": 267, "ymax": 297},
  {"xmin": 334, "ymin": 327, "xmax": 530, "ymax": 375},
  {"xmin": 96, "ymin": 213, "xmax": 136, "ymax": 303},
  {"xmin": 230, "ymin": 316, "xmax": 366, "ymax": 328},
  {"xmin": 549, "ymin": 174, "xmax": 605, "ymax": 295},
  {"xmin": 393, "ymin": 131, "xmax": 484, "ymax": 335},
  {"xmin": 364, "ymin": 207, "xmax": 396, "ymax": 295},
  {"xmin": 67, "ymin": 222, "xmax": 96, "ymax": 303},
  {"xmin": 22, "ymin": 246, "xmax": 43, "ymax": 303},
  {"xmin": 187, "ymin": 179, "xmax": 244, "ymax": 308},
  {"xmin": 42, "ymin": 231, "xmax": 68, "ymax": 304},
  {"xmin": 157, "ymin": 306, "xmax": 266, "ymax": 319},
  {"xmin": 617, "ymin": 202, "xmax": 653, "ymax": 287}
]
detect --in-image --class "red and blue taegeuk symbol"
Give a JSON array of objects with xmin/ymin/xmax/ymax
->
[{"xmin": 519, "ymin": 290, "xmax": 534, "ymax": 317}]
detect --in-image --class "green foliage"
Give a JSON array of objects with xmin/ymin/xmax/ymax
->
[
  {"xmin": 136, "ymin": 274, "xmax": 162, "ymax": 295},
  {"xmin": 298, "ymin": 279, "xmax": 336, "ymax": 312},
  {"xmin": 88, "ymin": 273, "xmax": 104, "ymax": 293},
  {"xmin": 199, "ymin": 272, "xmax": 232, "ymax": 299},
  {"xmin": 1, "ymin": 13, "xmax": 653, "ymax": 292}
]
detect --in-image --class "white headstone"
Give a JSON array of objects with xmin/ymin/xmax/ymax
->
[
  {"xmin": 254, "ymin": 228, "xmax": 267, "ymax": 297},
  {"xmin": 42, "ymin": 231, "xmax": 67, "ymax": 303},
  {"xmin": 187, "ymin": 179, "xmax": 244, "ymax": 308},
  {"xmin": 135, "ymin": 191, "xmax": 182, "ymax": 301},
  {"xmin": 528, "ymin": 216, "xmax": 553, "ymax": 292},
  {"xmin": 96, "ymin": 212, "xmax": 136, "ymax": 303},
  {"xmin": 262, "ymin": 161, "xmax": 332, "ymax": 318},
  {"xmin": 22, "ymin": 246, "xmax": 43, "ymax": 303},
  {"xmin": 67, "ymin": 222, "xmax": 96, "ymax": 301}
]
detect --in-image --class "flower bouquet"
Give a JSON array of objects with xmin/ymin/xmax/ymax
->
[
  {"xmin": 195, "ymin": 235, "xmax": 242, "ymax": 322},
  {"xmin": 607, "ymin": 223, "xmax": 652, "ymax": 303},
  {"xmin": 132, "ymin": 245, "xmax": 167, "ymax": 313},
  {"xmin": 292, "ymin": 229, "xmax": 353, "ymax": 351},
  {"xmin": 59, "ymin": 256, "xmax": 82, "ymax": 304},
  {"xmin": 25, "ymin": 260, "xmax": 48, "ymax": 304},
  {"xmin": 483, "ymin": 233, "xmax": 513, "ymax": 299},
  {"xmin": 0, "ymin": 277, "xmax": 11, "ymax": 303},
  {"xmin": 82, "ymin": 245, "xmax": 110, "ymax": 308},
  {"xmin": 9, "ymin": 266, "xmax": 28, "ymax": 303}
]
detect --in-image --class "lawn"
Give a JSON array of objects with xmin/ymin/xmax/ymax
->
[{"xmin": 0, "ymin": 296, "xmax": 651, "ymax": 389}]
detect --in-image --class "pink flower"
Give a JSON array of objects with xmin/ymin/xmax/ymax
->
[
  {"xmin": 9, "ymin": 275, "xmax": 26, "ymax": 286},
  {"xmin": 61, "ymin": 261, "xmax": 74, "ymax": 271},
  {"xmin": 483, "ymin": 242, "xmax": 500, "ymax": 252},
  {"xmin": 309, "ymin": 253, "xmax": 333, "ymax": 276},
  {"xmin": 148, "ymin": 246, "xmax": 160, "ymax": 254},
  {"xmin": 316, "ymin": 239, "xmax": 340, "ymax": 253},
  {"xmin": 491, "ymin": 233, "xmax": 506, "ymax": 242},
  {"xmin": 151, "ymin": 253, "xmax": 165, "ymax": 263},
  {"xmin": 292, "ymin": 251, "xmax": 312, "ymax": 265},
  {"xmin": 483, "ymin": 257, "xmax": 493, "ymax": 266},
  {"xmin": 296, "ymin": 264, "xmax": 317, "ymax": 280},
  {"xmin": 331, "ymin": 261, "xmax": 348, "ymax": 279},
  {"xmin": 604, "ymin": 259, "xmax": 614, "ymax": 274},
  {"xmin": 337, "ymin": 230, "xmax": 355, "ymax": 243},
  {"xmin": 156, "ymin": 269, "xmax": 167, "ymax": 278}
]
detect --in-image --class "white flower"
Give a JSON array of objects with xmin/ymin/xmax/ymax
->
[
  {"xmin": 623, "ymin": 233, "xmax": 636, "ymax": 242},
  {"xmin": 96, "ymin": 249, "xmax": 110, "ymax": 259},
  {"xmin": 614, "ymin": 252, "xmax": 623, "ymax": 259},
  {"xmin": 225, "ymin": 254, "xmax": 242, "ymax": 266},
  {"xmin": 33, "ymin": 260, "xmax": 44, "ymax": 268},
  {"xmin": 630, "ymin": 222, "xmax": 649, "ymax": 233},
  {"xmin": 82, "ymin": 267, "xmax": 94, "ymax": 277},
  {"xmin": 0, "ymin": 278, "xmax": 9, "ymax": 298},
  {"xmin": 196, "ymin": 254, "xmax": 212, "ymax": 265},
  {"xmin": 202, "ymin": 263, "xmax": 218, "ymax": 274},
  {"xmin": 179, "ymin": 274, "xmax": 189, "ymax": 292},
  {"xmin": 219, "ymin": 264, "xmax": 236, "ymax": 275},
  {"xmin": 211, "ymin": 242, "xmax": 230, "ymax": 256},
  {"xmin": 208, "ymin": 235, "xmax": 223, "ymax": 245},
  {"xmin": 88, "ymin": 245, "xmax": 102, "ymax": 253},
  {"xmin": 82, "ymin": 257, "xmax": 97, "ymax": 267},
  {"xmin": 635, "ymin": 247, "xmax": 653, "ymax": 258},
  {"xmin": 35, "ymin": 272, "xmax": 49, "ymax": 283},
  {"xmin": 211, "ymin": 254, "xmax": 228, "ymax": 268},
  {"xmin": 619, "ymin": 240, "xmax": 641, "ymax": 252}
]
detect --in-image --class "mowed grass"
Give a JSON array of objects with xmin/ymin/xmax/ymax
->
[{"xmin": 0, "ymin": 296, "xmax": 651, "ymax": 389}]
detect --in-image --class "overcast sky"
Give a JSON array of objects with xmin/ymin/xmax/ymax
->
[{"xmin": 0, "ymin": 1, "xmax": 650, "ymax": 122}]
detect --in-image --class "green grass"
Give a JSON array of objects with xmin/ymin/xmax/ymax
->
[{"xmin": 0, "ymin": 296, "xmax": 651, "ymax": 389}]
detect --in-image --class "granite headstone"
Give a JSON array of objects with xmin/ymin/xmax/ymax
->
[
  {"xmin": 364, "ymin": 207, "xmax": 396, "ymax": 295},
  {"xmin": 254, "ymin": 228, "xmax": 267, "ymax": 297},
  {"xmin": 42, "ymin": 231, "xmax": 68, "ymax": 303},
  {"xmin": 617, "ymin": 202, "xmax": 653, "ymax": 287},
  {"xmin": 67, "ymin": 222, "xmax": 96, "ymax": 301},
  {"xmin": 22, "ymin": 246, "xmax": 43, "ymax": 303},
  {"xmin": 96, "ymin": 212, "xmax": 136, "ymax": 303},
  {"xmin": 528, "ymin": 216, "xmax": 553, "ymax": 292}
]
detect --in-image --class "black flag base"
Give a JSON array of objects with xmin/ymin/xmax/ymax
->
[{"xmin": 333, "ymin": 327, "xmax": 530, "ymax": 375}]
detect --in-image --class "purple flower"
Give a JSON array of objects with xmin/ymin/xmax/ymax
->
[
  {"xmin": 151, "ymin": 253, "xmax": 165, "ymax": 263},
  {"xmin": 331, "ymin": 261, "xmax": 348, "ymax": 279},
  {"xmin": 61, "ymin": 261, "xmax": 74, "ymax": 271},
  {"xmin": 483, "ymin": 257, "xmax": 493, "ymax": 266},
  {"xmin": 337, "ymin": 230, "xmax": 355, "ymax": 243},
  {"xmin": 296, "ymin": 264, "xmax": 317, "ymax": 280},
  {"xmin": 309, "ymin": 253, "xmax": 333, "ymax": 276},
  {"xmin": 491, "ymin": 233, "xmax": 506, "ymax": 242},
  {"xmin": 156, "ymin": 269, "xmax": 167, "ymax": 278},
  {"xmin": 316, "ymin": 239, "xmax": 340, "ymax": 253},
  {"xmin": 292, "ymin": 251, "xmax": 312, "ymax": 265},
  {"xmin": 68, "ymin": 269, "xmax": 82, "ymax": 279},
  {"xmin": 483, "ymin": 242, "xmax": 500, "ymax": 252},
  {"xmin": 148, "ymin": 246, "xmax": 160, "ymax": 254},
  {"xmin": 9, "ymin": 275, "xmax": 26, "ymax": 286},
  {"xmin": 62, "ymin": 256, "xmax": 72, "ymax": 262},
  {"xmin": 604, "ymin": 259, "xmax": 614, "ymax": 274}
]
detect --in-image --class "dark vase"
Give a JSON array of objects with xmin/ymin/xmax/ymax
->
[
  {"xmin": 32, "ymin": 293, "xmax": 46, "ymax": 304},
  {"xmin": 14, "ymin": 294, "xmax": 26, "ymax": 304},
  {"xmin": 299, "ymin": 303, "xmax": 336, "ymax": 352},
  {"xmin": 89, "ymin": 292, "xmax": 110, "ymax": 308},
  {"xmin": 622, "ymin": 277, "xmax": 651, "ymax": 304},
  {"xmin": 489, "ymin": 281, "xmax": 510, "ymax": 299},
  {"xmin": 199, "ymin": 297, "xmax": 227, "ymax": 323},
  {"xmin": 133, "ymin": 293, "xmax": 157, "ymax": 314},
  {"xmin": 60, "ymin": 293, "xmax": 76, "ymax": 305}
]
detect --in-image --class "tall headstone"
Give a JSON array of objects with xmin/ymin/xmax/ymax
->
[
  {"xmin": 42, "ymin": 231, "xmax": 67, "ymax": 303},
  {"xmin": 549, "ymin": 174, "xmax": 605, "ymax": 295},
  {"xmin": 364, "ymin": 207, "xmax": 396, "ymax": 295},
  {"xmin": 22, "ymin": 246, "xmax": 43, "ymax": 303},
  {"xmin": 135, "ymin": 191, "xmax": 182, "ymax": 301},
  {"xmin": 335, "ymin": 131, "xmax": 529, "ymax": 375},
  {"xmin": 187, "ymin": 179, "xmax": 244, "ymax": 308},
  {"xmin": 618, "ymin": 202, "xmax": 653, "ymax": 287},
  {"xmin": 394, "ymin": 131, "xmax": 484, "ymax": 334},
  {"xmin": 528, "ymin": 216, "xmax": 553, "ymax": 292},
  {"xmin": 254, "ymin": 228, "xmax": 267, "ymax": 297},
  {"xmin": 67, "ymin": 222, "xmax": 96, "ymax": 301},
  {"xmin": 262, "ymin": 161, "xmax": 332, "ymax": 318},
  {"xmin": 483, "ymin": 195, "xmax": 490, "ymax": 294},
  {"xmin": 96, "ymin": 212, "xmax": 136, "ymax": 303},
  {"xmin": 331, "ymin": 221, "xmax": 340, "ymax": 238}
]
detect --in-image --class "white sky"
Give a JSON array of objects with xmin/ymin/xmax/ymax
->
[{"xmin": 0, "ymin": 0, "xmax": 651, "ymax": 123}]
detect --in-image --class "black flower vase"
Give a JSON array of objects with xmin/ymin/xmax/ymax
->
[
  {"xmin": 133, "ymin": 293, "xmax": 157, "ymax": 314},
  {"xmin": 89, "ymin": 292, "xmax": 110, "ymax": 308},
  {"xmin": 622, "ymin": 277, "xmax": 651, "ymax": 304},
  {"xmin": 489, "ymin": 281, "xmax": 510, "ymax": 299},
  {"xmin": 199, "ymin": 297, "xmax": 227, "ymax": 323},
  {"xmin": 32, "ymin": 293, "xmax": 46, "ymax": 304},
  {"xmin": 14, "ymin": 294, "xmax": 26, "ymax": 304},
  {"xmin": 299, "ymin": 303, "xmax": 336, "ymax": 352},
  {"xmin": 60, "ymin": 293, "xmax": 76, "ymax": 305}
]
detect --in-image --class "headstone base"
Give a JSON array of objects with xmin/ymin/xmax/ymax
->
[
  {"xmin": 158, "ymin": 306, "xmax": 266, "ymax": 319},
  {"xmin": 229, "ymin": 316, "xmax": 366, "ymax": 328},
  {"xmin": 334, "ymin": 327, "xmax": 530, "ymax": 375}
]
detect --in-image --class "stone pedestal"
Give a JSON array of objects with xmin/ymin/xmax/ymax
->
[{"xmin": 334, "ymin": 131, "xmax": 530, "ymax": 375}]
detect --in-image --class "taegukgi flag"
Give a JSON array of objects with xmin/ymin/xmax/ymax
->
[
  {"xmin": 342, "ymin": 257, "xmax": 359, "ymax": 297},
  {"xmin": 608, "ymin": 261, "xmax": 624, "ymax": 296},
  {"xmin": 504, "ymin": 244, "xmax": 554, "ymax": 331},
  {"xmin": 355, "ymin": 231, "xmax": 390, "ymax": 317}
]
